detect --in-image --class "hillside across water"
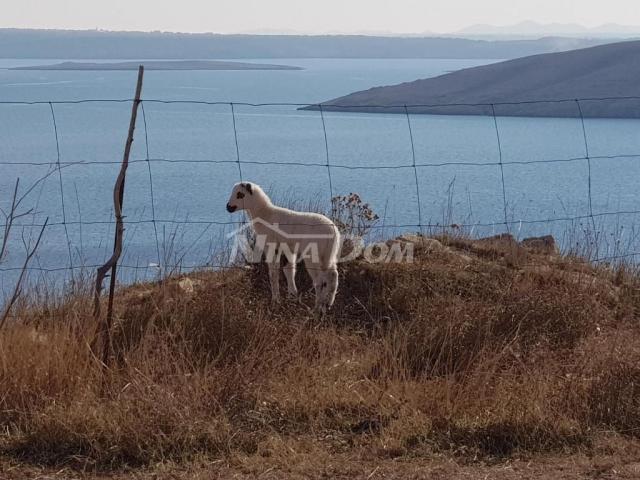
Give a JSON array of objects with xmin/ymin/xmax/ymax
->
[{"xmin": 305, "ymin": 40, "xmax": 640, "ymax": 118}]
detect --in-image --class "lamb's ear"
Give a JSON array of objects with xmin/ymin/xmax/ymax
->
[{"xmin": 244, "ymin": 183, "xmax": 253, "ymax": 195}]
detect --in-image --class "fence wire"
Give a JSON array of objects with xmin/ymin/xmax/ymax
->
[{"xmin": 2, "ymin": 95, "xmax": 640, "ymax": 286}]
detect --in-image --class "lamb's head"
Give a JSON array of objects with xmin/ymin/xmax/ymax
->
[{"xmin": 226, "ymin": 182, "xmax": 269, "ymax": 214}]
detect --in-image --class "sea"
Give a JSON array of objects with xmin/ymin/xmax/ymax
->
[{"xmin": 2, "ymin": 57, "xmax": 640, "ymax": 293}]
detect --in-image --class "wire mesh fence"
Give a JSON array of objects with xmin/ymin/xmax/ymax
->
[{"xmin": 2, "ymin": 94, "xmax": 640, "ymax": 296}]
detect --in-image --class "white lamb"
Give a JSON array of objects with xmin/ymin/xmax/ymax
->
[{"xmin": 226, "ymin": 182, "xmax": 340, "ymax": 314}]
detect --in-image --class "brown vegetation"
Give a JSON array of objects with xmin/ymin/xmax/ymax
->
[{"xmin": 1, "ymin": 233, "xmax": 640, "ymax": 477}]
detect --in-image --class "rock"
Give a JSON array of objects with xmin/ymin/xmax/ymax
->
[
  {"xmin": 421, "ymin": 238, "xmax": 445, "ymax": 252},
  {"xmin": 521, "ymin": 235, "xmax": 558, "ymax": 254},
  {"xmin": 339, "ymin": 236, "xmax": 366, "ymax": 261},
  {"xmin": 397, "ymin": 234, "xmax": 445, "ymax": 252},
  {"xmin": 28, "ymin": 328, "xmax": 48, "ymax": 344},
  {"xmin": 178, "ymin": 277, "xmax": 201, "ymax": 295},
  {"xmin": 178, "ymin": 278, "xmax": 195, "ymax": 294},
  {"xmin": 477, "ymin": 233, "xmax": 517, "ymax": 245}
]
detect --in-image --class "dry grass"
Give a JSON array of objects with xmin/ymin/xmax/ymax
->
[{"xmin": 1, "ymin": 233, "xmax": 640, "ymax": 475}]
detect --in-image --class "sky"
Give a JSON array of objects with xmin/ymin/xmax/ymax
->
[{"xmin": 2, "ymin": 0, "xmax": 640, "ymax": 34}]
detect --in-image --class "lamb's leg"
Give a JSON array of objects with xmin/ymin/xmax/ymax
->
[
  {"xmin": 313, "ymin": 267, "xmax": 338, "ymax": 315},
  {"xmin": 324, "ymin": 265, "xmax": 339, "ymax": 309},
  {"xmin": 306, "ymin": 263, "xmax": 324, "ymax": 315},
  {"xmin": 267, "ymin": 262, "xmax": 281, "ymax": 304},
  {"xmin": 283, "ymin": 255, "xmax": 298, "ymax": 299}
]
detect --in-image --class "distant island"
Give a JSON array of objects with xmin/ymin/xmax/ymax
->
[
  {"xmin": 304, "ymin": 40, "xmax": 640, "ymax": 118},
  {"xmin": 11, "ymin": 60, "xmax": 302, "ymax": 71}
]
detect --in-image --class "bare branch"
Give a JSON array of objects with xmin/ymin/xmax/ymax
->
[
  {"xmin": 1, "ymin": 166, "xmax": 72, "ymax": 264},
  {"xmin": 0, "ymin": 218, "xmax": 48, "ymax": 330}
]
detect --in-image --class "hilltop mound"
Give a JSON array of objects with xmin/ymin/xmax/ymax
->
[
  {"xmin": 2, "ymin": 234, "xmax": 640, "ymax": 477},
  {"xmin": 306, "ymin": 40, "xmax": 640, "ymax": 117}
]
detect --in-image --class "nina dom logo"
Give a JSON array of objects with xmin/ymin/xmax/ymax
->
[{"xmin": 227, "ymin": 218, "xmax": 414, "ymax": 265}]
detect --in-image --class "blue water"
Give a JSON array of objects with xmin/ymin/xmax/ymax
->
[{"xmin": 2, "ymin": 57, "xmax": 640, "ymax": 293}]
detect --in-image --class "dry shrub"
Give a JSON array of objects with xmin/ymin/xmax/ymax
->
[
  {"xmin": 585, "ymin": 359, "xmax": 640, "ymax": 434},
  {"xmin": 6, "ymin": 382, "xmax": 231, "ymax": 468},
  {"xmin": 380, "ymin": 273, "xmax": 605, "ymax": 378},
  {"xmin": 113, "ymin": 271, "xmax": 296, "ymax": 372},
  {"xmin": 0, "ymin": 271, "xmax": 297, "ymax": 468},
  {"xmin": 0, "ymin": 315, "xmax": 283, "ymax": 468},
  {"xmin": 337, "ymin": 254, "xmax": 508, "ymax": 324},
  {"xmin": 616, "ymin": 275, "xmax": 640, "ymax": 323},
  {"xmin": 0, "ymin": 324, "xmax": 95, "ymax": 425},
  {"xmin": 424, "ymin": 417, "xmax": 588, "ymax": 457}
]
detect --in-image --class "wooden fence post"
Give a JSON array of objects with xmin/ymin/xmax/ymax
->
[{"xmin": 93, "ymin": 65, "xmax": 144, "ymax": 367}]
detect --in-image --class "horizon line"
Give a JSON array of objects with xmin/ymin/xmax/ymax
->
[{"xmin": 2, "ymin": 24, "xmax": 640, "ymax": 38}]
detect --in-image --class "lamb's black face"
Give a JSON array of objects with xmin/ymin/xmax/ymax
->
[{"xmin": 226, "ymin": 182, "xmax": 254, "ymax": 213}]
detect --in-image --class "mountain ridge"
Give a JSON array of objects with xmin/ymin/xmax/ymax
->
[
  {"xmin": 456, "ymin": 21, "xmax": 640, "ymax": 38},
  {"xmin": 0, "ymin": 28, "xmax": 612, "ymax": 59}
]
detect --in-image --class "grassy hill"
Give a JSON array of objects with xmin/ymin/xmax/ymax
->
[{"xmin": 1, "ymin": 233, "xmax": 640, "ymax": 477}]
